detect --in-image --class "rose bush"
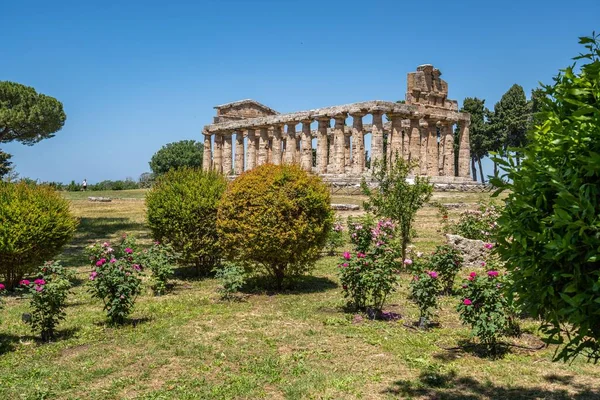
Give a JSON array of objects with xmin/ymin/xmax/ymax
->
[{"xmin": 409, "ymin": 271, "xmax": 441, "ymax": 328}]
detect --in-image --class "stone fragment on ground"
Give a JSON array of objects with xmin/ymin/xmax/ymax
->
[
  {"xmin": 88, "ymin": 197, "xmax": 112, "ymax": 202},
  {"xmin": 445, "ymin": 234, "xmax": 490, "ymax": 268}
]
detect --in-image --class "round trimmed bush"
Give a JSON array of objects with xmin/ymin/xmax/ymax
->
[
  {"xmin": 145, "ymin": 167, "xmax": 227, "ymax": 271},
  {"xmin": 217, "ymin": 164, "xmax": 333, "ymax": 288},
  {"xmin": 0, "ymin": 182, "xmax": 78, "ymax": 288}
]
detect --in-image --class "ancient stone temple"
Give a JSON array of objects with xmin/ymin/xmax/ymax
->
[{"xmin": 202, "ymin": 65, "xmax": 472, "ymax": 182}]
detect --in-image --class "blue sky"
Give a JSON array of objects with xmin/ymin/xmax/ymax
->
[{"xmin": 2, "ymin": 0, "xmax": 599, "ymax": 183}]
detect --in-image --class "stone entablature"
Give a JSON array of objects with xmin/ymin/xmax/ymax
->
[{"xmin": 202, "ymin": 65, "xmax": 472, "ymax": 180}]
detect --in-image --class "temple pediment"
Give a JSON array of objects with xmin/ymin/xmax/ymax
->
[{"xmin": 213, "ymin": 99, "xmax": 279, "ymax": 123}]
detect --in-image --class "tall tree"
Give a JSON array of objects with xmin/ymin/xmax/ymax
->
[
  {"xmin": 149, "ymin": 140, "xmax": 204, "ymax": 175},
  {"xmin": 528, "ymin": 88, "xmax": 546, "ymax": 131},
  {"xmin": 459, "ymin": 97, "xmax": 491, "ymax": 183},
  {"xmin": 488, "ymin": 84, "xmax": 529, "ymax": 169},
  {"xmin": 0, "ymin": 82, "xmax": 66, "ymax": 145}
]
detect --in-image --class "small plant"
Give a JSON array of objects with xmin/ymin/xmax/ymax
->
[
  {"xmin": 214, "ymin": 262, "xmax": 247, "ymax": 300},
  {"xmin": 429, "ymin": 245, "xmax": 464, "ymax": 294},
  {"xmin": 457, "ymin": 270, "xmax": 518, "ymax": 353},
  {"xmin": 86, "ymin": 237, "xmax": 143, "ymax": 324},
  {"xmin": 404, "ymin": 247, "xmax": 428, "ymax": 274},
  {"xmin": 347, "ymin": 215, "xmax": 375, "ymax": 253},
  {"xmin": 409, "ymin": 271, "xmax": 441, "ymax": 328},
  {"xmin": 431, "ymin": 201, "xmax": 451, "ymax": 234},
  {"xmin": 324, "ymin": 218, "xmax": 345, "ymax": 255},
  {"xmin": 450, "ymin": 202, "xmax": 500, "ymax": 241},
  {"xmin": 139, "ymin": 242, "xmax": 176, "ymax": 296},
  {"xmin": 20, "ymin": 261, "xmax": 73, "ymax": 342},
  {"xmin": 338, "ymin": 219, "xmax": 400, "ymax": 315}
]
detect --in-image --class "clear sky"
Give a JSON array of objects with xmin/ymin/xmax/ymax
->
[{"xmin": 2, "ymin": 0, "xmax": 599, "ymax": 183}]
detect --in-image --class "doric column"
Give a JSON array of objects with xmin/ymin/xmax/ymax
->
[
  {"xmin": 202, "ymin": 132, "xmax": 212, "ymax": 171},
  {"xmin": 427, "ymin": 121, "xmax": 438, "ymax": 176},
  {"xmin": 350, "ymin": 112, "xmax": 365, "ymax": 174},
  {"xmin": 458, "ymin": 119, "xmax": 471, "ymax": 178},
  {"xmin": 443, "ymin": 122, "xmax": 455, "ymax": 176},
  {"xmin": 284, "ymin": 123, "xmax": 297, "ymax": 164},
  {"xmin": 344, "ymin": 132, "xmax": 351, "ymax": 172},
  {"xmin": 371, "ymin": 110, "xmax": 384, "ymax": 168},
  {"xmin": 245, "ymin": 129, "xmax": 256, "ymax": 171},
  {"xmin": 316, "ymin": 117, "xmax": 329, "ymax": 174},
  {"xmin": 409, "ymin": 118, "xmax": 421, "ymax": 171},
  {"xmin": 213, "ymin": 132, "xmax": 223, "ymax": 173},
  {"xmin": 327, "ymin": 132, "xmax": 335, "ymax": 173},
  {"xmin": 387, "ymin": 114, "xmax": 403, "ymax": 167},
  {"xmin": 223, "ymin": 131, "xmax": 233, "ymax": 175},
  {"xmin": 333, "ymin": 113, "xmax": 347, "ymax": 174},
  {"xmin": 419, "ymin": 120, "xmax": 428, "ymax": 175},
  {"xmin": 402, "ymin": 120, "xmax": 410, "ymax": 162},
  {"xmin": 300, "ymin": 120, "xmax": 313, "ymax": 171},
  {"xmin": 258, "ymin": 127, "xmax": 269, "ymax": 166},
  {"xmin": 271, "ymin": 124, "xmax": 283, "ymax": 165},
  {"xmin": 234, "ymin": 132, "xmax": 244, "ymax": 174}
]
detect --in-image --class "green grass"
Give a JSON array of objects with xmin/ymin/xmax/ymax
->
[
  {"xmin": 1, "ymin": 191, "xmax": 599, "ymax": 399},
  {"xmin": 62, "ymin": 188, "xmax": 148, "ymax": 200}
]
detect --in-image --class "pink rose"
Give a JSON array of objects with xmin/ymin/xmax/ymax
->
[
  {"xmin": 357, "ymin": 252, "xmax": 366, "ymax": 258},
  {"xmin": 33, "ymin": 279, "xmax": 46, "ymax": 286},
  {"xmin": 20, "ymin": 279, "xmax": 30, "ymax": 286},
  {"xmin": 484, "ymin": 243, "xmax": 494, "ymax": 249},
  {"xmin": 343, "ymin": 252, "xmax": 351, "ymax": 260},
  {"xmin": 428, "ymin": 271, "xmax": 438, "ymax": 279},
  {"xmin": 124, "ymin": 248, "xmax": 133, "ymax": 254},
  {"xmin": 481, "ymin": 261, "xmax": 487, "ymax": 267},
  {"xmin": 463, "ymin": 299, "xmax": 472, "ymax": 306},
  {"xmin": 102, "ymin": 242, "xmax": 109, "ymax": 247},
  {"xmin": 0, "ymin": 283, "xmax": 5, "ymax": 291},
  {"xmin": 488, "ymin": 270, "xmax": 499, "ymax": 277},
  {"xmin": 89, "ymin": 271, "xmax": 98, "ymax": 281},
  {"xmin": 133, "ymin": 264, "xmax": 141, "ymax": 271},
  {"xmin": 110, "ymin": 258, "xmax": 117, "ymax": 264},
  {"xmin": 342, "ymin": 263, "xmax": 348, "ymax": 268},
  {"xmin": 35, "ymin": 285, "xmax": 44, "ymax": 292},
  {"xmin": 403, "ymin": 259, "xmax": 413, "ymax": 265}
]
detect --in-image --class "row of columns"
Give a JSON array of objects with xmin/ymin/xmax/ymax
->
[{"xmin": 203, "ymin": 113, "xmax": 470, "ymax": 178}]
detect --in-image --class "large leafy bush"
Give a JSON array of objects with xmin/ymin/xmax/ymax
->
[
  {"xmin": 0, "ymin": 182, "xmax": 78, "ymax": 288},
  {"xmin": 491, "ymin": 34, "xmax": 600, "ymax": 362},
  {"xmin": 146, "ymin": 167, "xmax": 227, "ymax": 272},
  {"xmin": 217, "ymin": 164, "xmax": 333, "ymax": 288}
]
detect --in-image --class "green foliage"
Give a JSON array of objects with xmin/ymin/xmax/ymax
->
[
  {"xmin": 428, "ymin": 245, "xmax": 464, "ymax": 294},
  {"xmin": 0, "ymin": 150, "xmax": 13, "ymax": 179},
  {"xmin": 217, "ymin": 164, "xmax": 333, "ymax": 288},
  {"xmin": 138, "ymin": 241, "xmax": 176, "ymax": 296},
  {"xmin": 20, "ymin": 261, "xmax": 73, "ymax": 342},
  {"xmin": 450, "ymin": 202, "xmax": 500, "ymax": 241},
  {"xmin": 409, "ymin": 271, "xmax": 441, "ymax": 327},
  {"xmin": 149, "ymin": 140, "xmax": 204, "ymax": 176},
  {"xmin": 362, "ymin": 158, "xmax": 433, "ymax": 259},
  {"xmin": 457, "ymin": 270, "xmax": 518, "ymax": 352},
  {"xmin": 88, "ymin": 178, "xmax": 138, "ymax": 191},
  {"xmin": 138, "ymin": 172, "xmax": 155, "ymax": 189},
  {"xmin": 0, "ymin": 182, "xmax": 78, "ymax": 288},
  {"xmin": 489, "ymin": 84, "xmax": 529, "ymax": 153},
  {"xmin": 338, "ymin": 219, "xmax": 400, "ymax": 313},
  {"xmin": 324, "ymin": 217, "xmax": 345, "ymax": 256},
  {"xmin": 86, "ymin": 237, "xmax": 143, "ymax": 324},
  {"xmin": 146, "ymin": 167, "xmax": 227, "ymax": 272},
  {"xmin": 0, "ymin": 81, "xmax": 66, "ymax": 145},
  {"xmin": 214, "ymin": 262, "xmax": 247, "ymax": 301},
  {"xmin": 347, "ymin": 214, "xmax": 375, "ymax": 253},
  {"xmin": 491, "ymin": 33, "xmax": 600, "ymax": 362}
]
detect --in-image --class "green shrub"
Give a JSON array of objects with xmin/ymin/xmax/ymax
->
[
  {"xmin": 214, "ymin": 262, "xmax": 247, "ymax": 300},
  {"xmin": 146, "ymin": 167, "xmax": 227, "ymax": 272},
  {"xmin": 0, "ymin": 182, "xmax": 78, "ymax": 288},
  {"xmin": 217, "ymin": 164, "xmax": 333, "ymax": 288},
  {"xmin": 457, "ymin": 270, "xmax": 519, "ymax": 353},
  {"xmin": 491, "ymin": 34, "xmax": 600, "ymax": 362},
  {"xmin": 324, "ymin": 217, "xmax": 345, "ymax": 255},
  {"xmin": 139, "ymin": 241, "xmax": 176, "ymax": 296},
  {"xmin": 450, "ymin": 202, "xmax": 500, "ymax": 241},
  {"xmin": 409, "ymin": 271, "xmax": 441, "ymax": 328},
  {"xmin": 20, "ymin": 261, "xmax": 73, "ymax": 342},
  {"xmin": 428, "ymin": 245, "xmax": 464, "ymax": 294},
  {"xmin": 347, "ymin": 214, "xmax": 375, "ymax": 253},
  {"xmin": 338, "ymin": 219, "xmax": 400, "ymax": 314}
]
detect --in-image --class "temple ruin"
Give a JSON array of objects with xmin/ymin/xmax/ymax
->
[{"xmin": 202, "ymin": 65, "xmax": 472, "ymax": 183}]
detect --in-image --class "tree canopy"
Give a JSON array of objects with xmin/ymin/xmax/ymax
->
[
  {"xmin": 0, "ymin": 150, "xmax": 13, "ymax": 179},
  {"xmin": 149, "ymin": 140, "xmax": 204, "ymax": 175},
  {"xmin": 0, "ymin": 81, "xmax": 66, "ymax": 145}
]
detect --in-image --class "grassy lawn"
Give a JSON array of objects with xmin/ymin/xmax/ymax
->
[{"xmin": 1, "ymin": 191, "xmax": 599, "ymax": 399}]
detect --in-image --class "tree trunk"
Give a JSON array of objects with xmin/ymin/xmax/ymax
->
[
  {"xmin": 478, "ymin": 159, "xmax": 485, "ymax": 184},
  {"xmin": 471, "ymin": 158, "xmax": 478, "ymax": 182},
  {"xmin": 493, "ymin": 160, "xmax": 498, "ymax": 177}
]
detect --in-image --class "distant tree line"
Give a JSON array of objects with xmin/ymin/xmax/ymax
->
[{"xmin": 456, "ymin": 84, "xmax": 543, "ymax": 183}]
